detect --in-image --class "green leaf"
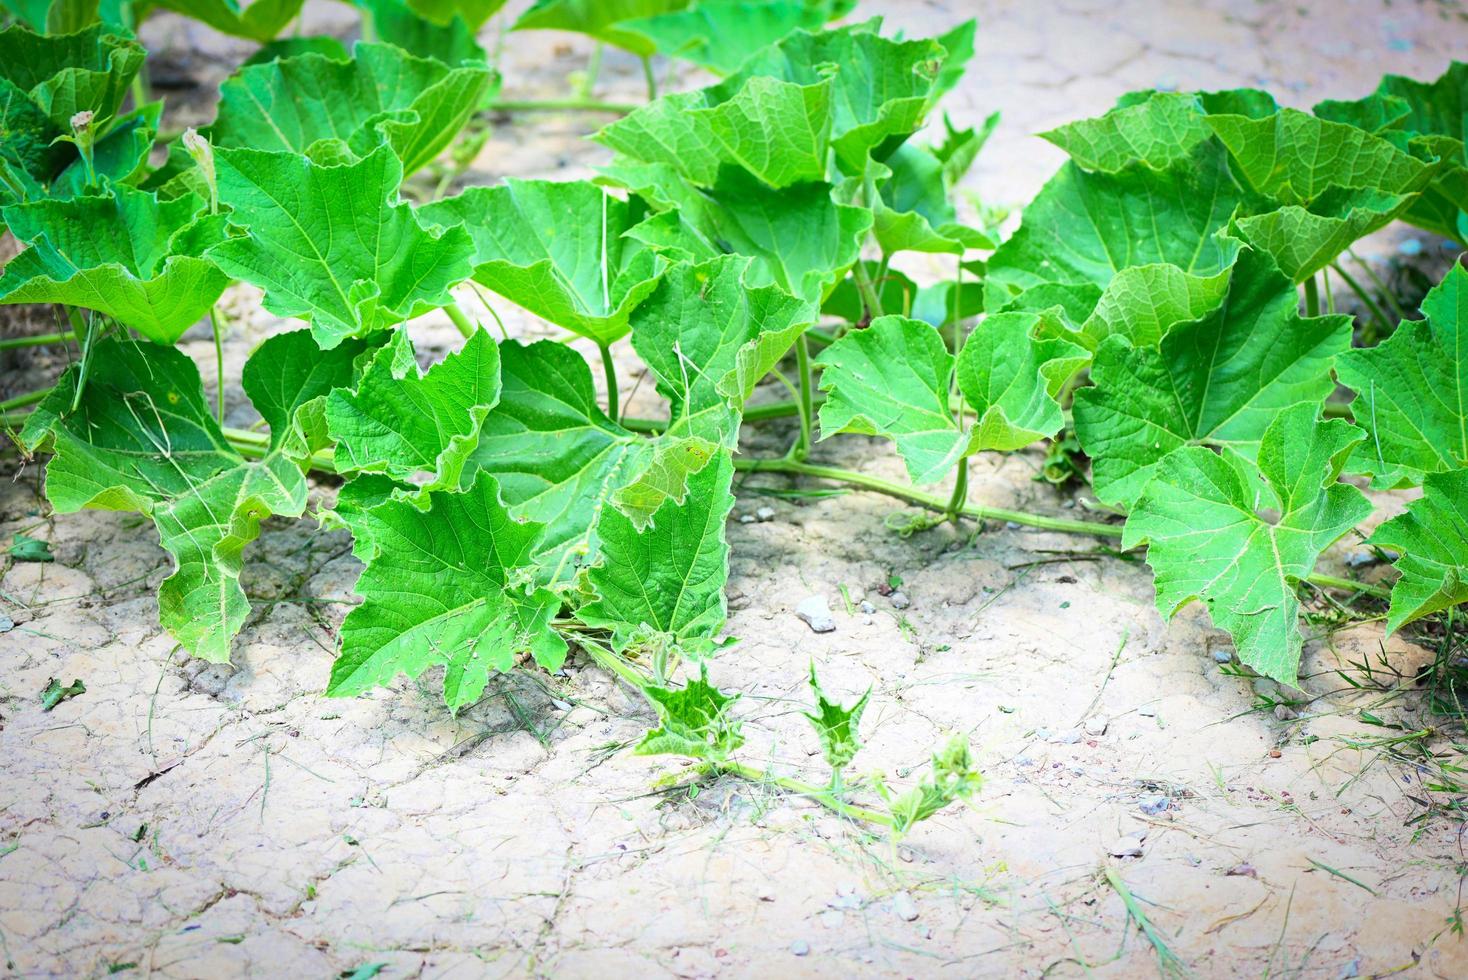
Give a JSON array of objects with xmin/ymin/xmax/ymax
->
[
  {"xmin": 391, "ymin": 0, "xmax": 507, "ymax": 29},
  {"xmin": 1335, "ymin": 262, "xmax": 1468, "ymax": 487},
  {"xmin": 622, "ymin": 169, "xmax": 870, "ymax": 303},
  {"xmin": 1122, "ymin": 406, "xmax": 1372, "ymax": 685},
  {"xmin": 1077, "ymin": 260, "xmax": 1234, "ymax": 352},
  {"xmin": 19, "ymin": 338, "xmax": 356, "ymax": 661},
  {"xmin": 875, "ymin": 733, "xmax": 981, "ymax": 837},
  {"xmin": 628, "ymin": 254, "xmax": 815, "ymax": 414},
  {"xmin": 353, "ymin": 0, "xmax": 487, "ymax": 64},
  {"xmin": 816, "ymin": 313, "xmax": 1084, "ymax": 484},
  {"xmin": 0, "ymin": 186, "xmax": 229, "ymax": 344},
  {"xmin": 152, "ymin": 0, "xmax": 306, "ymax": 42},
  {"xmin": 984, "ymin": 142, "xmax": 1246, "ymax": 309},
  {"xmin": 48, "ymin": 101, "xmax": 159, "ymax": 196},
  {"xmin": 511, "ymin": 0, "xmax": 688, "ymax": 55},
  {"xmin": 327, "ymin": 328, "xmax": 500, "ymax": 491},
  {"xmin": 804, "ymin": 662, "xmax": 868, "ymax": 773},
  {"xmin": 0, "ymin": 22, "xmax": 143, "ymax": 130},
  {"xmin": 240, "ymin": 328, "xmax": 378, "ymax": 459},
  {"xmin": 580, "ymin": 453, "xmax": 735, "ymax": 653},
  {"xmin": 635, "ymin": 664, "xmax": 744, "ymax": 761},
  {"xmin": 209, "ymin": 144, "xmax": 475, "ymax": 349},
  {"xmin": 328, "ymin": 471, "xmax": 567, "ymax": 711},
  {"xmin": 39, "ymin": 677, "xmax": 85, "ymax": 711},
  {"xmin": 1370, "ymin": 467, "xmax": 1468, "ymax": 634},
  {"xmin": 1073, "ymin": 247, "xmax": 1351, "ymax": 507},
  {"xmin": 208, "ymin": 42, "xmax": 494, "ymax": 177},
  {"xmin": 241, "ymin": 36, "xmax": 351, "ymax": 67},
  {"xmin": 9, "ymin": 533, "xmax": 54, "ymax": 562},
  {"xmin": 616, "ymin": 0, "xmax": 856, "ymax": 75},
  {"xmin": 865, "ymin": 140, "xmax": 994, "ymax": 256},
  {"xmin": 418, "ymin": 179, "xmax": 663, "ymax": 345}
]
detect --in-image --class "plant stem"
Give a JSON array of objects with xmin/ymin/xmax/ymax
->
[
  {"xmin": 1303, "ymin": 275, "xmax": 1320, "ymax": 318},
  {"xmin": 209, "ymin": 305, "xmax": 226, "ymax": 425},
  {"xmin": 1306, "ymin": 573, "xmax": 1391, "ymax": 601},
  {"xmin": 1329, "ymin": 261, "xmax": 1393, "ymax": 340},
  {"xmin": 735, "ymin": 456, "xmax": 1122, "ymax": 537},
  {"xmin": 67, "ymin": 308, "xmax": 96, "ymax": 413},
  {"xmin": 640, "ymin": 55, "xmax": 658, "ymax": 101},
  {"xmin": 791, "ymin": 334, "xmax": 813, "ymax": 461},
  {"xmin": 716, "ymin": 760, "xmax": 894, "ymax": 828},
  {"xmin": 851, "ymin": 261, "xmax": 884, "ymax": 322},
  {"xmin": 578, "ymin": 43, "xmax": 604, "ymax": 98},
  {"xmin": 0, "ymin": 331, "xmax": 74, "ymax": 351},
  {"xmin": 946, "ymin": 457, "xmax": 968, "ymax": 523},
  {"xmin": 1347, "ymin": 248, "xmax": 1409, "ymax": 324},
  {"xmin": 223, "ymin": 426, "xmax": 337, "ymax": 474},
  {"xmin": 0, "ymin": 388, "xmax": 50, "ymax": 412},
  {"xmin": 486, "ymin": 98, "xmax": 639, "ymax": 114},
  {"xmin": 444, "ymin": 302, "xmax": 477, "ymax": 339},
  {"xmin": 598, "ymin": 341, "xmax": 620, "ymax": 420}
]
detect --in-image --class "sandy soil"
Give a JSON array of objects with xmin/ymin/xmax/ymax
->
[{"xmin": 4, "ymin": 1, "xmax": 1468, "ymax": 976}]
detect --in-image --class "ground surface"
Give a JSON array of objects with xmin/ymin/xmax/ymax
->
[{"xmin": 3, "ymin": 1, "xmax": 1468, "ymax": 977}]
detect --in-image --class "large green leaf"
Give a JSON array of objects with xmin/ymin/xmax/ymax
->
[
  {"xmin": 1123, "ymin": 406, "xmax": 1372, "ymax": 685},
  {"xmin": 1335, "ymin": 262, "xmax": 1468, "ymax": 488},
  {"xmin": 579, "ymin": 453, "xmax": 735, "ymax": 653},
  {"xmin": 511, "ymin": 0, "xmax": 688, "ymax": 55},
  {"xmin": 326, "ymin": 328, "xmax": 500, "ymax": 490},
  {"xmin": 393, "ymin": 0, "xmax": 506, "ymax": 28},
  {"xmin": 0, "ymin": 186, "xmax": 228, "ymax": 343},
  {"xmin": 208, "ymin": 42, "xmax": 494, "ymax": 177},
  {"xmin": 328, "ymin": 471, "xmax": 567, "ymax": 711},
  {"xmin": 1315, "ymin": 62, "xmax": 1468, "ymax": 242},
  {"xmin": 621, "ymin": 168, "xmax": 870, "ymax": 303},
  {"xmin": 616, "ymin": 0, "xmax": 856, "ymax": 75},
  {"xmin": 19, "ymin": 335, "xmax": 358, "ymax": 661},
  {"xmin": 0, "ymin": 22, "xmax": 142, "ymax": 130},
  {"xmin": 153, "ymin": 0, "xmax": 307, "ymax": 41},
  {"xmin": 816, "ymin": 312, "xmax": 1085, "ymax": 484},
  {"xmin": 628, "ymin": 254, "xmax": 815, "ymax": 414},
  {"xmin": 984, "ymin": 141, "xmax": 1246, "ymax": 309},
  {"xmin": 1370, "ymin": 467, "xmax": 1468, "ymax": 634},
  {"xmin": 1076, "ymin": 260, "xmax": 1234, "ymax": 352},
  {"xmin": 418, "ymin": 179, "xmax": 663, "ymax": 346},
  {"xmin": 208, "ymin": 144, "xmax": 475, "ymax": 349},
  {"xmin": 1073, "ymin": 247, "xmax": 1351, "ymax": 507},
  {"xmin": 354, "ymin": 0, "xmax": 487, "ymax": 63}
]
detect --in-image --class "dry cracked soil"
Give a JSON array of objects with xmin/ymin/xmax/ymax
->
[{"xmin": 4, "ymin": 1, "xmax": 1468, "ymax": 977}]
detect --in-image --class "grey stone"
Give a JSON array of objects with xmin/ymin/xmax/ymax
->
[
  {"xmin": 1108, "ymin": 834, "xmax": 1145, "ymax": 858},
  {"xmin": 889, "ymin": 591, "xmax": 911, "ymax": 610},
  {"xmin": 1051, "ymin": 728, "xmax": 1083, "ymax": 745},
  {"xmin": 1139, "ymin": 795, "xmax": 1170, "ymax": 816},
  {"xmin": 1212, "ymin": 649, "xmax": 1233, "ymax": 664},
  {"xmin": 739, "ymin": 514, "xmax": 756, "ymax": 524},
  {"xmin": 1273, "ymin": 704, "xmax": 1300, "ymax": 721},
  {"xmin": 1084, "ymin": 716, "xmax": 1108, "ymax": 736},
  {"xmin": 859, "ymin": 600, "xmax": 876, "ymax": 615},
  {"xmin": 755, "ymin": 506, "xmax": 775, "ymax": 522},
  {"xmin": 790, "ymin": 940, "xmax": 810, "ymax": 957},
  {"xmin": 795, "ymin": 596, "xmax": 836, "ymax": 633}
]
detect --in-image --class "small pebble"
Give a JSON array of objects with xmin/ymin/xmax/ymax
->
[
  {"xmin": 551, "ymin": 698, "xmax": 573, "ymax": 711},
  {"xmin": 1137, "ymin": 705, "xmax": 1156, "ymax": 718},
  {"xmin": 1051, "ymin": 728, "xmax": 1083, "ymax": 745},
  {"xmin": 1345, "ymin": 550, "xmax": 1376, "ymax": 569},
  {"xmin": 859, "ymin": 600, "xmax": 876, "ymax": 615},
  {"xmin": 739, "ymin": 514, "xmax": 756, "ymax": 524},
  {"xmin": 1226, "ymin": 862, "xmax": 1258, "ymax": 878},
  {"xmin": 1268, "ymin": 748, "xmax": 1282, "ymax": 759},
  {"xmin": 819, "ymin": 909, "xmax": 843, "ymax": 929},
  {"xmin": 828, "ymin": 893, "xmax": 861, "ymax": 911},
  {"xmin": 1138, "ymin": 795, "xmax": 1170, "ymax": 816},
  {"xmin": 790, "ymin": 940, "xmax": 810, "ymax": 957},
  {"xmin": 795, "ymin": 595, "xmax": 836, "ymax": 633},
  {"xmin": 891, "ymin": 891, "xmax": 920, "ymax": 922},
  {"xmin": 889, "ymin": 591, "xmax": 911, "ymax": 610},
  {"xmin": 0, "ymin": 612, "xmax": 12, "ymax": 633},
  {"xmin": 1005, "ymin": 521, "xmax": 1020, "ymax": 530},
  {"xmin": 1212, "ymin": 649, "xmax": 1232, "ymax": 664},
  {"xmin": 897, "ymin": 846, "xmax": 915, "ymax": 863},
  {"xmin": 755, "ymin": 506, "xmax": 775, "ymax": 521},
  {"xmin": 1084, "ymin": 716, "xmax": 1108, "ymax": 737},
  {"xmin": 1273, "ymin": 704, "xmax": 1300, "ymax": 721},
  {"xmin": 1108, "ymin": 834, "xmax": 1145, "ymax": 858},
  {"xmin": 1338, "ymin": 956, "xmax": 1361, "ymax": 979},
  {"xmin": 1398, "ymin": 238, "xmax": 1422, "ymax": 256}
]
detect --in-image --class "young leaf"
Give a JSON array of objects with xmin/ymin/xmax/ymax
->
[
  {"xmin": 39, "ymin": 677, "xmax": 85, "ymax": 711},
  {"xmin": 816, "ymin": 313, "xmax": 1085, "ymax": 485},
  {"xmin": 19, "ymin": 336, "xmax": 357, "ymax": 662},
  {"xmin": 0, "ymin": 186, "xmax": 228, "ymax": 344},
  {"xmin": 863, "ymin": 140, "xmax": 995, "ymax": 256},
  {"xmin": 328, "ymin": 472, "xmax": 568, "ymax": 711},
  {"xmin": 804, "ymin": 663, "xmax": 869, "ymax": 774},
  {"xmin": 240, "ymin": 329, "xmax": 379, "ymax": 461},
  {"xmin": 1369, "ymin": 468, "xmax": 1468, "ymax": 634},
  {"xmin": 579, "ymin": 454, "xmax": 735, "ymax": 654},
  {"xmin": 1073, "ymin": 247, "xmax": 1351, "ymax": 507},
  {"xmin": 983, "ymin": 141, "xmax": 1245, "ymax": 308},
  {"xmin": 152, "ymin": 0, "xmax": 307, "ymax": 41},
  {"xmin": 1123, "ymin": 406, "xmax": 1372, "ymax": 685},
  {"xmin": 209, "ymin": 144, "xmax": 475, "ymax": 349},
  {"xmin": 326, "ymin": 329, "xmax": 500, "ymax": 491},
  {"xmin": 875, "ymin": 733, "xmax": 982, "ymax": 837},
  {"xmin": 635, "ymin": 664, "xmax": 744, "ymax": 762},
  {"xmin": 616, "ymin": 0, "xmax": 856, "ymax": 75},
  {"xmin": 208, "ymin": 42, "xmax": 495, "ymax": 177},
  {"xmin": 1075, "ymin": 260, "xmax": 1233, "ymax": 351},
  {"xmin": 0, "ymin": 22, "xmax": 143, "ymax": 131},
  {"xmin": 1335, "ymin": 256, "xmax": 1468, "ymax": 488},
  {"xmin": 418, "ymin": 179, "xmax": 663, "ymax": 346},
  {"xmin": 10, "ymin": 533, "xmax": 54, "ymax": 562},
  {"xmin": 628, "ymin": 254, "xmax": 816, "ymax": 414}
]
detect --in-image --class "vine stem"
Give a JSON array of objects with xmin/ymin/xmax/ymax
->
[
  {"xmin": 209, "ymin": 305, "xmax": 226, "ymax": 424},
  {"xmin": 0, "ymin": 331, "xmax": 74, "ymax": 351},
  {"xmin": 598, "ymin": 341, "xmax": 620, "ymax": 421},
  {"xmin": 714, "ymin": 760, "xmax": 894, "ymax": 828},
  {"xmin": 486, "ymin": 98, "xmax": 639, "ymax": 114},
  {"xmin": 946, "ymin": 457, "xmax": 968, "ymax": 523},
  {"xmin": 1303, "ymin": 275, "xmax": 1320, "ymax": 318},
  {"xmin": 444, "ymin": 303, "xmax": 478, "ymax": 339},
  {"xmin": 1347, "ymin": 248, "xmax": 1409, "ymax": 325},
  {"xmin": 1307, "ymin": 573, "xmax": 1391, "ymax": 601},
  {"xmin": 790, "ymin": 334, "xmax": 814, "ymax": 461},
  {"xmin": 1329, "ymin": 261, "xmax": 1394, "ymax": 340},
  {"xmin": 0, "ymin": 389, "xmax": 49, "ymax": 412},
  {"xmin": 640, "ymin": 55, "xmax": 658, "ymax": 101},
  {"xmin": 851, "ymin": 261, "xmax": 884, "ymax": 321}
]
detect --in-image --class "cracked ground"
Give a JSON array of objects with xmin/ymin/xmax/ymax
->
[{"xmin": 4, "ymin": 0, "xmax": 1468, "ymax": 977}]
